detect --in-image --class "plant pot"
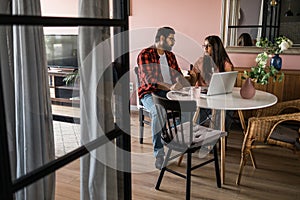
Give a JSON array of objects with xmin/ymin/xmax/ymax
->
[
  {"xmin": 240, "ymin": 78, "xmax": 256, "ymax": 99},
  {"xmin": 270, "ymin": 54, "xmax": 282, "ymax": 71}
]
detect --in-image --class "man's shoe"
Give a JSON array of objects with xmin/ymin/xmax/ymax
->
[{"xmin": 155, "ymin": 156, "xmax": 164, "ymax": 169}]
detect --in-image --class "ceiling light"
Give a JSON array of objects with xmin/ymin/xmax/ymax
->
[{"xmin": 270, "ymin": 0, "xmax": 277, "ymax": 6}]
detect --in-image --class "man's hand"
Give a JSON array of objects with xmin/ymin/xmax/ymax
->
[
  {"xmin": 170, "ymin": 77, "xmax": 184, "ymax": 91},
  {"xmin": 157, "ymin": 82, "xmax": 172, "ymax": 91},
  {"xmin": 170, "ymin": 82, "xmax": 183, "ymax": 91}
]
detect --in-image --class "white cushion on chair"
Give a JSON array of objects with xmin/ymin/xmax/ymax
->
[{"xmin": 171, "ymin": 122, "xmax": 227, "ymax": 147}]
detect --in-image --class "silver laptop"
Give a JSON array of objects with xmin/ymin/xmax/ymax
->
[{"xmin": 200, "ymin": 71, "xmax": 238, "ymax": 97}]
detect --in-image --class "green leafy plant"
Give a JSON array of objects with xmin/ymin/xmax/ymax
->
[
  {"xmin": 256, "ymin": 36, "xmax": 293, "ymax": 55},
  {"xmin": 242, "ymin": 52, "xmax": 284, "ymax": 85},
  {"xmin": 242, "ymin": 36, "xmax": 292, "ymax": 85},
  {"xmin": 63, "ymin": 70, "xmax": 79, "ymax": 86}
]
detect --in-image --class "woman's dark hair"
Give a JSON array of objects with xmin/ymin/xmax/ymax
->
[
  {"xmin": 237, "ymin": 33, "xmax": 253, "ymax": 46},
  {"xmin": 155, "ymin": 27, "xmax": 175, "ymax": 42},
  {"xmin": 205, "ymin": 35, "xmax": 233, "ymax": 72}
]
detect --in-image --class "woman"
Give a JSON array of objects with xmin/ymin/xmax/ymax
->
[
  {"xmin": 191, "ymin": 35, "xmax": 234, "ymax": 130},
  {"xmin": 192, "ymin": 35, "xmax": 233, "ymax": 86},
  {"xmin": 237, "ymin": 33, "xmax": 253, "ymax": 46}
]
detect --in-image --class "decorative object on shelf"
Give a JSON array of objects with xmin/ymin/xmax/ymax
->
[
  {"xmin": 241, "ymin": 52, "xmax": 284, "ymax": 99},
  {"xmin": 240, "ymin": 77, "xmax": 256, "ymax": 99},
  {"xmin": 270, "ymin": 54, "xmax": 282, "ymax": 71}
]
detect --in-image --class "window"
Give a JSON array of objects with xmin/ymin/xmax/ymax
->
[
  {"xmin": 222, "ymin": 0, "xmax": 300, "ymax": 54},
  {"xmin": 0, "ymin": 0, "xmax": 131, "ymax": 199}
]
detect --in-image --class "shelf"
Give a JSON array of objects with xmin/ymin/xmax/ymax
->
[
  {"xmin": 56, "ymin": 85, "xmax": 79, "ymax": 91},
  {"xmin": 48, "ymin": 67, "xmax": 80, "ymax": 106},
  {"xmin": 51, "ymin": 97, "xmax": 80, "ymax": 107}
]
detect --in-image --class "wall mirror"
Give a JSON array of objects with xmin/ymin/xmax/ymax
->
[{"xmin": 221, "ymin": 0, "xmax": 300, "ymax": 54}]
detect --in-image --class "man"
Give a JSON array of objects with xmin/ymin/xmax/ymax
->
[{"xmin": 137, "ymin": 27, "xmax": 186, "ymax": 169}]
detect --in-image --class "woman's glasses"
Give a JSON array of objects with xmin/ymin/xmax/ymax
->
[{"xmin": 202, "ymin": 44, "xmax": 212, "ymax": 49}]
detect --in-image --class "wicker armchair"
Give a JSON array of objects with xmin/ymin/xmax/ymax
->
[
  {"xmin": 236, "ymin": 99, "xmax": 300, "ymax": 185},
  {"xmin": 256, "ymin": 99, "xmax": 300, "ymax": 117}
]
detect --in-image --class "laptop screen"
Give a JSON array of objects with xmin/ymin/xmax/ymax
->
[{"xmin": 206, "ymin": 71, "xmax": 238, "ymax": 96}]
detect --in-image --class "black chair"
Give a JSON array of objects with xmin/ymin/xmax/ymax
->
[
  {"xmin": 134, "ymin": 66, "xmax": 151, "ymax": 144},
  {"xmin": 152, "ymin": 93, "xmax": 226, "ymax": 200}
]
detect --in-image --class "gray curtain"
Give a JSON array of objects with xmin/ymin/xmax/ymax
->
[
  {"xmin": 0, "ymin": 0, "xmax": 55, "ymax": 199},
  {"xmin": 78, "ymin": 0, "xmax": 118, "ymax": 199},
  {"xmin": 0, "ymin": 0, "xmax": 16, "ymax": 180}
]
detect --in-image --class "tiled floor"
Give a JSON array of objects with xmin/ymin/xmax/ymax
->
[{"xmin": 53, "ymin": 121, "xmax": 81, "ymax": 157}]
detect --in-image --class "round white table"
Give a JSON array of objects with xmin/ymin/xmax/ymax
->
[{"xmin": 167, "ymin": 87, "xmax": 278, "ymax": 184}]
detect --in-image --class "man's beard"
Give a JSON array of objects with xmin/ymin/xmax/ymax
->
[{"xmin": 162, "ymin": 40, "xmax": 172, "ymax": 51}]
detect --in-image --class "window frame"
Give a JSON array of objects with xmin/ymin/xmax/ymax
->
[{"xmin": 0, "ymin": 1, "xmax": 131, "ymax": 199}]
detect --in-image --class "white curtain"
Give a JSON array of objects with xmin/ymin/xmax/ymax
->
[
  {"xmin": 78, "ymin": 0, "xmax": 118, "ymax": 199},
  {"xmin": 257, "ymin": 0, "xmax": 264, "ymax": 40},
  {"xmin": 0, "ymin": 0, "xmax": 55, "ymax": 199},
  {"xmin": 228, "ymin": 0, "xmax": 240, "ymax": 46}
]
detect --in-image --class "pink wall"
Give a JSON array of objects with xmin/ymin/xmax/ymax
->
[
  {"xmin": 230, "ymin": 53, "xmax": 300, "ymax": 70},
  {"xmin": 129, "ymin": 0, "xmax": 223, "ymax": 70},
  {"xmin": 129, "ymin": 0, "xmax": 300, "ymax": 71}
]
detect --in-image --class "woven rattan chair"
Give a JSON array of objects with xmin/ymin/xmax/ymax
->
[{"xmin": 236, "ymin": 99, "xmax": 300, "ymax": 185}]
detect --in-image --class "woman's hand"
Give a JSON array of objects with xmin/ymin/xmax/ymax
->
[{"xmin": 188, "ymin": 70, "xmax": 201, "ymax": 86}]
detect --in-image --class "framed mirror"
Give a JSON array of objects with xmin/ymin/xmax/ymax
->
[{"xmin": 221, "ymin": 0, "xmax": 300, "ymax": 54}]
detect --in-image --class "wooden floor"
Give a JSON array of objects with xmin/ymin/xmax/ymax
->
[{"xmin": 55, "ymin": 111, "xmax": 300, "ymax": 200}]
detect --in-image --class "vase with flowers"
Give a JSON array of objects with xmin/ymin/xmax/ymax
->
[
  {"xmin": 256, "ymin": 36, "xmax": 293, "ymax": 70},
  {"xmin": 241, "ymin": 52, "xmax": 284, "ymax": 99}
]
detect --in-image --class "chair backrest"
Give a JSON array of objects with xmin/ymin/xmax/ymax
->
[
  {"xmin": 152, "ymin": 93, "xmax": 197, "ymax": 150},
  {"xmin": 134, "ymin": 66, "xmax": 140, "ymax": 87},
  {"xmin": 134, "ymin": 66, "xmax": 144, "ymax": 109}
]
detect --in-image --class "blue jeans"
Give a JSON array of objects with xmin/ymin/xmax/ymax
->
[{"xmin": 141, "ymin": 91, "xmax": 167, "ymax": 158}]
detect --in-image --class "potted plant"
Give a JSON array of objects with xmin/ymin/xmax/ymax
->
[
  {"xmin": 240, "ymin": 36, "xmax": 292, "ymax": 99},
  {"xmin": 243, "ymin": 52, "xmax": 284, "ymax": 85},
  {"xmin": 63, "ymin": 69, "xmax": 80, "ymax": 86},
  {"xmin": 241, "ymin": 52, "xmax": 284, "ymax": 99}
]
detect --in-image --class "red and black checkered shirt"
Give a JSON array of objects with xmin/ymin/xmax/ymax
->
[{"xmin": 137, "ymin": 45, "xmax": 182, "ymax": 99}]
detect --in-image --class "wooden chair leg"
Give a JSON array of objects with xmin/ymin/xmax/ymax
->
[
  {"xmin": 155, "ymin": 167, "xmax": 166, "ymax": 190},
  {"xmin": 186, "ymin": 152, "xmax": 192, "ymax": 200},
  {"xmin": 213, "ymin": 145, "xmax": 221, "ymax": 188},
  {"xmin": 236, "ymin": 153, "xmax": 248, "ymax": 185},
  {"xmin": 249, "ymin": 150, "xmax": 257, "ymax": 169},
  {"xmin": 155, "ymin": 149, "xmax": 171, "ymax": 190},
  {"xmin": 139, "ymin": 126, "xmax": 144, "ymax": 144},
  {"xmin": 177, "ymin": 154, "xmax": 184, "ymax": 166},
  {"xmin": 139, "ymin": 109, "xmax": 144, "ymax": 144}
]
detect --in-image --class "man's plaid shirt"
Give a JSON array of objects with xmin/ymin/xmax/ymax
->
[{"xmin": 137, "ymin": 45, "xmax": 182, "ymax": 99}]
